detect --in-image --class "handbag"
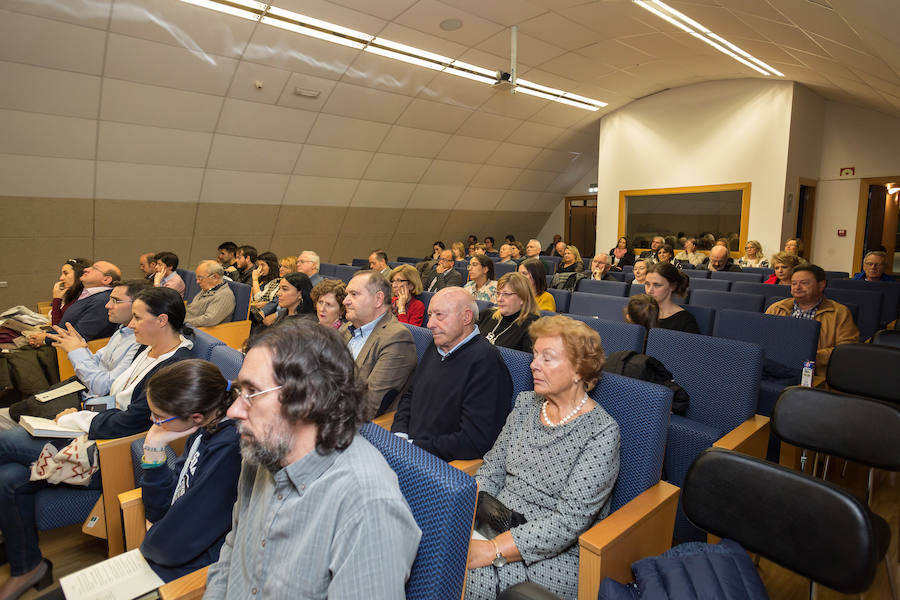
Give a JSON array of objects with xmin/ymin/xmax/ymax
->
[{"xmin": 474, "ymin": 491, "xmax": 527, "ymax": 539}]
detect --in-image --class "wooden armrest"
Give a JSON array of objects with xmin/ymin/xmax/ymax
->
[
  {"xmin": 713, "ymin": 415, "xmax": 770, "ymax": 459},
  {"xmin": 578, "ymin": 481, "xmax": 680, "ymax": 598},
  {"xmin": 57, "ymin": 336, "xmax": 110, "ymax": 380},
  {"xmin": 449, "ymin": 458, "xmax": 483, "ymax": 476},
  {"xmin": 118, "ymin": 488, "xmax": 146, "ymax": 551},
  {"xmin": 96, "ymin": 431, "xmax": 147, "ymax": 557},
  {"xmin": 198, "ymin": 320, "xmax": 251, "ymax": 350},
  {"xmin": 159, "ymin": 566, "xmax": 209, "ymax": 600},
  {"xmin": 372, "ymin": 411, "xmax": 395, "ymax": 431}
]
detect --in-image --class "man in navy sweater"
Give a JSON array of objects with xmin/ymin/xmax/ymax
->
[{"xmin": 392, "ymin": 287, "xmax": 512, "ymax": 461}]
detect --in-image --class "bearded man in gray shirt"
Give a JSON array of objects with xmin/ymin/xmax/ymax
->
[{"xmin": 203, "ymin": 320, "xmax": 420, "ymax": 600}]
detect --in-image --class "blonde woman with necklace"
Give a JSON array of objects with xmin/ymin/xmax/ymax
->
[
  {"xmin": 476, "ymin": 272, "xmax": 539, "ymax": 352},
  {"xmin": 0, "ymin": 286, "xmax": 193, "ymax": 600},
  {"xmin": 465, "ymin": 315, "xmax": 619, "ymax": 600}
]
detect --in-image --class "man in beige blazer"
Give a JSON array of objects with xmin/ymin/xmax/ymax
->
[{"xmin": 341, "ymin": 271, "xmax": 417, "ymax": 419}]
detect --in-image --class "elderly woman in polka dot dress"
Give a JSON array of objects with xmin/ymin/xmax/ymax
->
[{"xmin": 465, "ymin": 315, "xmax": 620, "ymax": 600}]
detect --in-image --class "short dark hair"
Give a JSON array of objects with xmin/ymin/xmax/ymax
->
[
  {"xmin": 153, "ymin": 251, "xmax": 179, "ymax": 270},
  {"xmin": 469, "ymin": 254, "xmax": 494, "ymax": 280},
  {"xmin": 485, "ymin": 236, "xmax": 494, "ymax": 245},
  {"xmin": 505, "ymin": 234, "xmax": 516, "ymax": 243},
  {"xmin": 281, "ymin": 272, "xmax": 315, "ymax": 314},
  {"xmin": 135, "ymin": 287, "xmax": 189, "ymax": 333},
  {"xmin": 237, "ymin": 245, "xmax": 258, "ymax": 263},
  {"xmin": 467, "ymin": 234, "xmax": 478, "ymax": 242},
  {"xmin": 118, "ymin": 279, "xmax": 152, "ymax": 300},
  {"xmin": 257, "ymin": 251, "xmax": 279, "ymax": 286},
  {"xmin": 246, "ymin": 319, "xmax": 367, "ymax": 453},
  {"xmin": 793, "ymin": 264, "xmax": 826, "ymax": 283},
  {"xmin": 351, "ymin": 270, "xmax": 391, "ymax": 304},
  {"xmin": 433, "ymin": 241, "xmax": 445, "ymax": 250},
  {"xmin": 519, "ymin": 258, "xmax": 548, "ymax": 294},
  {"xmin": 218, "ymin": 241, "xmax": 237, "ymax": 254},
  {"xmin": 147, "ymin": 359, "xmax": 231, "ymax": 432},
  {"xmin": 371, "ymin": 250, "xmax": 388, "ymax": 263}
]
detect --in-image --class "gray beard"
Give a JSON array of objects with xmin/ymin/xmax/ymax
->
[{"xmin": 238, "ymin": 424, "xmax": 293, "ymax": 473}]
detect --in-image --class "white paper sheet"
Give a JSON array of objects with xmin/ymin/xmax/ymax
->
[
  {"xmin": 34, "ymin": 380, "xmax": 86, "ymax": 402},
  {"xmin": 60, "ymin": 549, "xmax": 164, "ymax": 600}
]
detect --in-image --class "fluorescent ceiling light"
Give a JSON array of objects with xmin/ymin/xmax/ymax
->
[
  {"xmin": 179, "ymin": 0, "xmax": 608, "ymax": 111},
  {"xmin": 634, "ymin": 0, "xmax": 784, "ymax": 77}
]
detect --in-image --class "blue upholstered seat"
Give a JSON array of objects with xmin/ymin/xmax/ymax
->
[
  {"xmin": 741, "ymin": 267, "xmax": 774, "ymax": 277},
  {"xmin": 568, "ymin": 292, "xmax": 629, "ymax": 321},
  {"xmin": 417, "ymin": 291, "xmax": 434, "ymax": 315},
  {"xmin": 646, "ymin": 328, "xmax": 762, "ymax": 541},
  {"xmin": 824, "ymin": 287, "xmax": 882, "ymax": 341},
  {"xmin": 190, "ymin": 328, "xmax": 227, "ymax": 361},
  {"xmin": 334, "ymin": 265, "xmax": 360, "ymax": 283},
  {"xmin": 576, "ymin": 279, "xmax": 629, "ymax": 297},
  {"xmin": 606, "ymin": 271, "xmax": 626, "ymax": 282},
  {"xmin": 360, "ymin": 423, "xmax": 477, "ymax": 600},
  {"xmin": 496, "ymin": 346, "xmax": 533, "ymax": 409},
  {"xmin": 690, "ymin": 289, "xmax": 764, "ymax": 312},
  {"xmin": 209, "ymin": 344, "xmax": 244, "ymax": 381},
  {"xmin": 824, "ymin": 270, "xmax": 849, "ymax": 280},
  {"xmin": 829, "ymin": 279, "xmax": 898, "ymax": 329},
  {"xmin": 547, "ymin": 288, "xmax": 571, "ymax": 313},
  {"xmin": 225, "ymin": 280, "xmax": 251, "ymax": 322},
  {"xmin": 565, "ymin": 314, "xmax": 645, "ymax": 354},
  {"xmin": 686, "ymin": 278, "xmax": 730, "ymax": 292},
  {"xmin": 709, "ymin": 271, "xmax": 764, "ymax": 284},
  {"xmin": 494, "ymin": 262, "xmax": 516, "ymax": 278},
  {"xmin": 351, "ymin": 258, "xmax": 368, "ymax": 268},
  {"xmin": 402, "ymin": 323, "xmax": 434, "ymax": 361},
  {"xmin": 318, "ymin": 262, "xmax": 337, "ymax": 277},
  {"xmin": 684, "ymin": 270, "xmax": 709, "ymax": 279},
  {"xmin": 731, "ymin": 281, "xmax": 785, "ymax": 296},
  {"xmin": 680, "ymin": 304, "xmax": 716, "ymax": 336},
  {"xmin": 177, "ymin": 269, "xmax": 199, "ymax": 302}
]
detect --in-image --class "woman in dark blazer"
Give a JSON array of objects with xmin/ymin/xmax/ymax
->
[{"xmin": 608, "ymin": 236, "xmax": 636, "ymax": 270}]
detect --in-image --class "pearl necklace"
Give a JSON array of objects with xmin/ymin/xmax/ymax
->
[{"xmin": 541, "ymin": 395, "xmax": 588, "ymax": 427}]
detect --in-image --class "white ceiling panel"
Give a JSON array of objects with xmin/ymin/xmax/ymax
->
[
  {"xmin": 363, "ymin": 152, "xmax": 431, "ymax": 182},
  {"xmin": 217, "ymin": 98, "xmax": 317, "ymax": 143},
  {"xmin": 0, "ymin": 61, "xmax": 100, "ymax": 118},
  {"xmin": 97, "ymin": 121, "xmax": 212, "ymax": 168},
  {"xmin": 476, "ymin": 29, "xmax": 566, "ymax": 68},
  {"xmin": 855, "ymin": 71, "xmax": 900, "ymax": 99},
  {"xmin": 100, "ymin": 78, "xmax": 222, "ymax": 132},
  {"xmin": 456, "ymin": 111, "xmax": 522, "ymax": 140},
  {"xmin": 810, "ymin": 35, "xmax": 899, "ymax": 83},
  {"xmin": 418, "ymin": 71, "xmax": 499, "ymax": 110},
  {"xmin": 772, "ymin": 0, "xmax": 866, "ymax": 50},
  {"xmin": 469, "ymin": 164, "xmax": 522, "ymax": 188},
  {"xmin": 396, "ymin": 98, "xmax": 472, "ymax": 133},
  {"xmin": 0, "ymin": 0, "xmax": 112, "ymax": 30},
  {"xmin": 109, "ymin": 0, "xmax": 255, "ymax": 59},
  {"xmin": 733, "ymin": 11, "xmax": 827, "ymax": 56},
  {"xmin": 293, "ymin": 145, "xmax": 373, "ymax": 178},
  {"xmin": 97, "ymin": 161, "xmax": 203, "ymax": 202},
  {"xmin": 437, "ymin": 135, "xmax": 500, "ymax": 163},
  {"xmin": 305, "ymin": 113, "xmax": 391, "ymax": 151},
  {"xmin": 0, "ymin": 153, "xmax": 94, "ymax": 198},
  {"xmin": 326, "ymin": 0, "xmax": 418, "ymax": 22},
  {"xmin": 506, "ymin": 121, "xmax": 566, "ymax": 148},
  {"xmin": 380, "ymin": 125, "xmax": 451, "ymax": 158},
  {"xmin": 715, "ymin": 0, "xmax": 789, "ymax": 23},
  {"xmin": 577, "ymin": 40, "xmax": 651, "ymax": 70},
  {"xmin": 786, "ymin": 48, "xmax": 862, "ymax": 83},
  {"xmin": 375, "ymin": 22, "xmax": 470, "ymax": 59},
  {"xmin": 496, "ymin": 189, "xmax": 543, "ymax": 211},
  {"xmin": 592, "ymin": 69, "xmax": 659, "ymax": 99},
  {"xmin": 527, "ymin": 101, "xmax": 595, "ymax": 129},
  {"xmin": 528, "ymin": 147, "xmax": 576, "ymax": 172},
  {"xmin": 0, "ymin": 109, "xmax": 95, "ymax": 159},
  {"xmin": 199, "ymin": 170, "xmax": 290, "ymax": 204},
  {"xmin": 516, "ymin": 12, "xmax": 602, "ymax": 52},
  {"xmin": 207, "ymin": 134, "xmax": 302, "ymax": 174},
  {"xmin": 277, "ymin": 72, "xmax": 339, "ymax": 112},
  {"xmin": 667, "ymin": 2, "xmax": 767, "ymax": 41},
  {"xmin": 351, "ymin": 180, "xmax": 415, "ymax": 207},
  {"xmin": 478, "ymin": 89, "xmax": 548, "ymax": 120},
  {"xmin": 406, "ymin": 183, "xmax": 465, "ymax": 209},
  {"xmin": 419, "ymin": 159, "xmax": 481, "ymax": 185},
  {"xmin": 510, "ymin": 168, "xmax": 557, "ymax": 192},
  {"xmin": 228, "ymin": 62, "xmax": 292, "ymax": 105},
  {"xmin": 439, "ymin": 0, "xmax": 546, "ymax": 27},
  {"xmin": 559, "ymin": 3, "xmax": 658, "ymax": 40},
  {"xmin": 104, "ymin": 33, "xmax": 238, "ymax": 96},
  {"xmin": 283, "ymin": 175, "xmax": 358, "ymax": 206},
  {"xmin": 454, "ymin": 186, "xmax": 502, "ymax": 210},
  {"xmin": 0, "ymin": 10, "xmax": 106, "ymax": 75},
  {"xmin": 342, "ymin": 51, "xmax": 438, "ymax": 97},
  {"xmin": 538, "ymin": 52, "xmax": 617, "ymax": 83},
  {"xmin": 277, "ymin": 0, "xmax": 388, "ymax": 33},
  {"xmin": 322, "ymin": 81, "xmax": 412, "ymax": 124},
  {"xmin": 487, "ymin": 142, "xmax": 542, "ymax": 168},
  {"xmin": 394, "ymin": 0, "xmax": 506, "ymax": 47},
  {"xmin": 242, "ymin": 25, "xmax": 360, "ymax": 81}
]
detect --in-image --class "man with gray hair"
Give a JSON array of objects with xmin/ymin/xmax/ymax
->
[
  {"xmin": 640, "ymin": 236, "xmax": 665, "ymax": 264},
  {"xmin": 185, "ymin": 260, "xmax": 235, "ymax": 327},
  {"xmin": 525, "ymin": 239, "xmax": 542, "ymax": 259},
  {"xmin": 340, "ymin": 271, "xmax": 417, "ymax": 419},
  {"xmin": 590, "ymin": 253, "xmax": 615, "ymax": 280},
  {"xmin": 853, "ymin": 250, "xmax": 895, "ymax": 282},
  {"xmin": 297, "ymin": 250, "xmax": 323, "ymax": 286},
  {"xmin": 392, "ymin": 287, "xmax": 511, "ymax": 462}
]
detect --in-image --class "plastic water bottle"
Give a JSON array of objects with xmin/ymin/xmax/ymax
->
[{"xmin": 801, "ymin": 360, "xmax": 814, "ymax": 387}]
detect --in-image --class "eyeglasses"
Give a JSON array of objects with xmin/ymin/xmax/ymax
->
[
  {"xmin": 196, "ymin": 274, "xmax": 215, "ymax": 281},
  {"xmin": 438, "ymin": 258, "xmax": 453, "ymax": 263},
  {"xmin": 231, "ymin": 383, "xmax": 283, "ymax": 407},
  {"xmin": 151, "ymin": 414, "xmax": 178, "ymax": 426},
  {"xmin": 863, "ymin": 262, "xmax": 884, "ymax": 268},
  {"xmin": 392, "ymin": 279, "xmax": 410, "ymax": 284},
  {"xmin": 497, "ymin": 291, "xmax": 518, "ymax": 299},
  {"xmin": 108, "ymin": 296, "xmax": 131, "ymax": 304}
]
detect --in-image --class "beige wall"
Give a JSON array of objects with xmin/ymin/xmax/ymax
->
[{"xmin": 0, "ymin": 195, "xmax": 548, "ymax": 308}]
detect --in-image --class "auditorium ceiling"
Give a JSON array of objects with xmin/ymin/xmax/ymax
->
[{"xmin": 0, "ymin": 0, "xmax": 897, "ymax": 217}]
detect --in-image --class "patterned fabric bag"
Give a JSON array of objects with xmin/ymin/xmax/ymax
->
[{"xmin": 29, "ymin": 434, "xmax": 99, "ymax": 486}]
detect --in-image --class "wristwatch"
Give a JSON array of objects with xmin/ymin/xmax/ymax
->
[{"xmin": 490, "ymin": 539, "xmax": 507, "ymax": 568}]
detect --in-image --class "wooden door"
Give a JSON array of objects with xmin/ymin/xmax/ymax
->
[{"xmin": 565, "ymin": 196, "xmax": 597, "ymax": 257}]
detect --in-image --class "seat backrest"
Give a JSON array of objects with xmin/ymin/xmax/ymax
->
[
  {"xmin": 765, "ymin": 293, "xmax": 791, "ymax": 309},
  {"xmin": 684, "ymin": 448, "xmax": 886, "ymax": 594},
  {"xmin": 680, "ymin": 304, "xmax": 716, "ymax": 336},
  {"xmin": 568, "ymin": 292, "xmax": 629, "ymax": 321},
  {"xmin": 351, "ymin": 258, "xmax": 368, "ymax": 268},
  {"xmin": 318, "ymin": 263, "xmax": 337, "ymax": 277},
  {"xmin": 684, "ymin": 269, "xmax": 709, "ymax": 278},
  {"xmin": 824, "ymin": 287, "xmax": 882, "ymax": 341},
  {"xmin": 741, "ymin": 267, "xmax": 774, "ymax": 277},
  {"xmin": 686, "ymin": 278, "xmax": 730, "ymax": 292},
  {"xmin": 825, "ymin": 270, "xmax": 849, "ymax": 280},
  {"xmin": 647, "ymin": 328, "xmax": 761, "ymax": 432},
  {"xmin": 826, "ymin": 343, "xmax": 900, "ymax": 404},
  {"xmin": 605, "ymin": 271, "xmax": 625, "ymax": 282},
  {"xmin": 575, "ymin": 279, "xmax": 629, "ymax": 297},
  {"xmin": 209, "ymin": 344, "xmax": 244, "ymax": 381},
  {"xmin": 189, "ymin": 328, "xmax": 227, "ymax": 361},
  {"xmin": 690, "ymin": 289, "xmax": 763, "ymax": 312},
  {"xmin": 396, "ymin": 256, "xmax": 420, "ymax": 264},
  {"xmin": 547, "ymin": 288, "xmax": 571, "ymax": 313},
  {"xmin": 709, "ymin": 270, "xmax": 764, "ymax": 283},
  {"xmin": 732, "ymin": 281, "xmax": 785, "ymax": 296},
  {"xmin": 772, "ymin": 386, "xmax": 900, "ymax": 470},
  {"xmin": 474, "ymin": 300, "xmax": 492, "ymax": 316},
  {"xmin": 225, "ymin": 281, "xmax": 251, "ymax": 322},
  {"xmin": 334, "ymin": 265, "xmax": 360, "ymax": 283},
  {"xmin": 454, "ymin": 267, "xmax": 468, "ymax": 282},
  {"xmin": 497, "ymin": 346, "xmax": 533, "ymax": 409},
  {"xmin": 417, "ymin": 291, "xmax": 434, "ymax": 315},
  {"xmin": 494, "ymin": 262, "xmax": 516, "ymax": 278},
  {"xmin": 591, "ymin": 373, "xmax": 672, "ymax": 512},
  {"xmin": 714, "ymin": 309, "xmax": 819, "ymax": 375},
  {"xmin": 566, "ymin": 314, "xmax": 645, "ymax": 354},
  {"xmin": 873, "ymin": 328, "xmax": 900, "ymax": 348},
  {"xmin": 177, "ymin": 269, "xmax": 199, "ymax": 302},
  {"xmin": 402, "ymin": 323, "xmax": 434, "ymax": 361},
  {"xmin": 359, "ymin": 423, "xmax": 477, "ymax": 600},
  {"xmin": 829, "ymin": 279, "xmax": 899, "ymax": 328}
]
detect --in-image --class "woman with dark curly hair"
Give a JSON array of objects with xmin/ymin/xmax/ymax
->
[
  {"xmin": 250, "ymin": 251, "xmax": 281, "ymax": 306},
  {"xmin": 311, "ymin": 279, "xmax": 347, "ymax": 329}
]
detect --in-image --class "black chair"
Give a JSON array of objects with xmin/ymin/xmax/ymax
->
[
  {"xmin": 826, "ymin": 343, "xmax": 900, "ymax": 405},
  {"xmin": 873, "ymin": 329, "xmax": 900, "ymax": 348}
]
